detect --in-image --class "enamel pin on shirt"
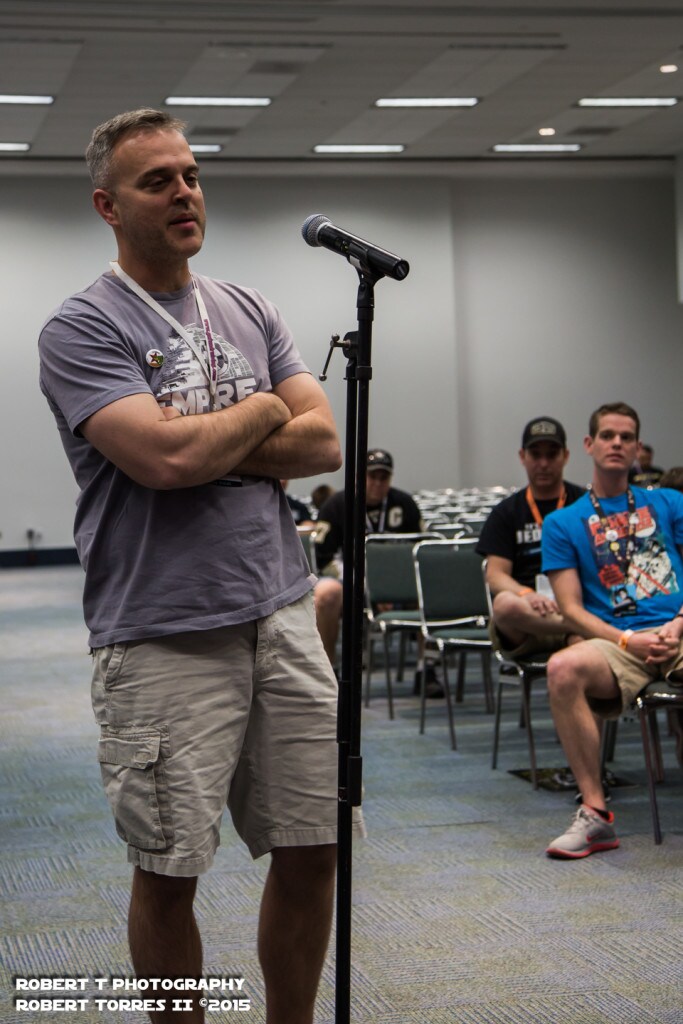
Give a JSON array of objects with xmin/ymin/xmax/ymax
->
[{"xmin": 110, "ymin": 261, "xmax": 219, "ymax": 409}]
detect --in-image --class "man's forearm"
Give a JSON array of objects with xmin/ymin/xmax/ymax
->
[
  {"xmin": 233, "ymin": 410, "xmax": 342, "ymax": 479},
  {"xmin": 556, "ymin": 601, "xmax": 623, "ymax": 643}
]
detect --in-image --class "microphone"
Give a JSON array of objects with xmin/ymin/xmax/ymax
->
[{"xmin": 301, "ymin": 214, "xmax": 409, "ymax": 281}]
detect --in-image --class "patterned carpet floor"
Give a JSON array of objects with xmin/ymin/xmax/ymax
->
[{"xmin": 1, "ymin": 567, "xmax": 681, "ymax": 1023}]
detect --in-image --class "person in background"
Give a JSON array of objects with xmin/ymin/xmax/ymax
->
[
  {"xmin": 629, "ymin": 443, "xmax": 664, "ymax": 488},
  {"xmin": 543, "ymin": 402, "xmax": 683, "ymax": 859},
  {"xmin": 312, "ymin": 449, "xmax": 441, "ymax": 692},
  {"xmin": 310, "ymin": 483, "xmax": 336, "ymax": 514},
  {"xmin": 476, "ymin": 416, "xmax": 585, "ymax": 655},
  {"xmin": 281, "ymin": 479, "xmax": 315, "ymax": 527}
]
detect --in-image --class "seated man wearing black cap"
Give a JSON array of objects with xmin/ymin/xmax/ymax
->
[
  {"xmin": 476, "ymin": 417, "xmax": 585, "ymax": 654},
  {"xmin": 314, "ymin": 448, "xmax": 423, "ymax": 668}
]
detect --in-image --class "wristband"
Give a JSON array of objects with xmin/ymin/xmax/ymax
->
[
  {"xmin": 518, "ymin": 587, "xmax": 534, "ymax": 597},
  {"xmin": 618, "ymin": 629, "xmax": 634, "ymax": 651},
  {"xmin": 676, "ymin": 613, "xmax": 683, "ymax": 620}
]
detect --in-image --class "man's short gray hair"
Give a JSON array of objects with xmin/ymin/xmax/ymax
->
[{"xmin": 85, "ymin": 108, "xmax": 187, "ymax": 189}]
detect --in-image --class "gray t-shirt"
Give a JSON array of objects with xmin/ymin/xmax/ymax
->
[{"xmin": 39, "ymin": 270, "xmax": 314, "ymax": 646}]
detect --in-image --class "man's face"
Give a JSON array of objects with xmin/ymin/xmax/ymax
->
[
  {"xmin": 518, "ymin": 441, "xmax": 568, "ymax": 492},
  {"xmin": 98, "ymin": 127, "xmax": 207, "ymax": 271},
  {"xmin": 639, "ymin": 446, "xmax": 653, "ymax": 469},
  {"xmin": 585, "ymin": 413, "xmax": 639, "ymax": 474},
  {"xmin": 366, "ymin": 469, "xmax": 392, "ymax": 506}
]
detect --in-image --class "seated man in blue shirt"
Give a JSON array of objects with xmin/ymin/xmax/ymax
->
[{"xmin": 542, "ymin": 402, "xmax": 683, "ymax": 859}]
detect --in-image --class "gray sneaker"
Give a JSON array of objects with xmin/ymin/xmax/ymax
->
[{"xmin": 546, "ymin": 806, "xmax": 619, "ymax": 859}]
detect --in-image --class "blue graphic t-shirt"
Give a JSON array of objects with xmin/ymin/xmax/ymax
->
[{"xmin": 542, "ymin": 486, "xmax": 683, "ymax": 630}]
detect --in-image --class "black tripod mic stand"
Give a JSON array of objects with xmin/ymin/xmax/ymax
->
[{"xmin": 318, "ymin": 267, "xmax": 396, "ymax": 1024}]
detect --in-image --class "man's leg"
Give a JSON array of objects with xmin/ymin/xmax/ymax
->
[
  {"xmin": 258, "ymin": 844, "xmax": 337, "ymax": 1024},
  {"xmin": 546, "ymin": 644, "xmax": 619, "ymax": 809},
  {"xmin": 545, "ymin": 644, "xmax": 624, "ymax": 858},
  {"xmin": 492, "ymin": 591, "xmax": 566, "ymax": 649},
  {"xmin": 314, "ymin": 579, "xmax": 343, "ymax": 664},
  {"xmin": 128, "ymin": 867, "xmax": 203, "ymax": 1022}
]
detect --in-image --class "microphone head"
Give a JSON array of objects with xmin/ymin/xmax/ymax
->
[{"xmin": 302, "ymin": 213, "xmax": 329, "ymax": 247}]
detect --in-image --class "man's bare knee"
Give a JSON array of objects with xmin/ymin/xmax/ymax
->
[
  {"xmin": 270, "ymin": 844, "xmax": 336, "ymax": 892},
  {"xmin": 314, "ymin": 580, "xmax": 342, "ymax": 616},
  {"xmin": 132, "ymin": 867, "xmax": 197, "ymax": 917}
]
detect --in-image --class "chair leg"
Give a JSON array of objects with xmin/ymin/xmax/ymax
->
[
  {"xmin": 382, "ymin": 631, "xmax": 394, "ymax": 721},
  {"xmin": 442, "ymin": 652, "xmax": 457, "ymax": 751},
  {"xmin": 521, "ymin": 673, "xmax": 537, "ymax": 789},
  {"xmin": 482, "ymin": 650, "xmax": 494, "ymax": 714},
  {"xmin": 397, "ymin": 631, "xmax": 407, "ymax": 682},
  {"xmin": 638, "ymin": 703, "xmax": 662, "ymax": 844},
  {"xmin": 492, "ymin": 679, "xmax": 504, "ymax": 769},
  {"xmin": 648, "ymin": 709, "xmax": 664, "ymax": 782},
  {"xmin": 364, "ymin": 628, "xmax": 374, "ymax": 709},
  {"xmin": 455, "ymin": 651, "xmax": 467, "ymax": 703},
  {"xmin": 418, "ymin": 655, "xmax": 427, "ymax": 736},
  {"xmin": 599, "ymin": 719, "xmax": 618, "ymax": 774}
]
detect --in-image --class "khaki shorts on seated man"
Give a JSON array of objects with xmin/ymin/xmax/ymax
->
[
  {"xmin": 542, "ymin": 401, "xmax": 683, "ymax": 860},
  {"xmin": 476, "ymin": 416, "xmax": 585, "ymax": 655}
]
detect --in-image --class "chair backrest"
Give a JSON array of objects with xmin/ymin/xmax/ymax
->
[
  {"xmin": 365, "ymin": 533, "xmax": 440, "ymax": 607},
  {"xmin": 413, "ymin": 538, "xmax": 488, "ymax": 624}
]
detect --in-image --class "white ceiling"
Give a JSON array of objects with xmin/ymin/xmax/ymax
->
[{"xmin": 3, "ymin": 0, "xmax": 683, "ymax": 176}]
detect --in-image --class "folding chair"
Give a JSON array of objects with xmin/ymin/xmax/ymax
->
[
  {"xmin": 413, "ymin": 539, "xmax": 494, "ymax": 750},
  {"xmin": 364, "ymin": 533, "xmax": 440, "ymax": 718},
  {"xmin": 297, "ymin": 528, "xmax": 317, "ymax": 574},
  {"xmin": 482, "ymin": 559, "xmax": 554, "ymax": 789},
  {"xmin": 633, "ymin": 681, "xmax": 683, "ymax": 843}
]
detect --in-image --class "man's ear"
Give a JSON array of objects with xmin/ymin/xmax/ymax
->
[
  {"xmin": 583, "ymin": 434, "xmax": 593, "ymax": 455},
  {"xmin": 92, "ymin": 188, "xmax": 117, "ymax": 226}
]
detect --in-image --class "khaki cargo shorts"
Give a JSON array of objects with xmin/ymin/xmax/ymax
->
[
  {"xmin": 91, "ymin": 593, "xmax": 364, "ymax": 876},
  {"xmin": 586, "ymin": 630, "xmax": 683, "ymax": 719}
]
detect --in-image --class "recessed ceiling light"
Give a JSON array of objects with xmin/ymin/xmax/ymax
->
[
  {"xmin": 165, "ymin": 96, "xmax": 271, "ymax": 107},
  {"xmin": 0, "ymin": 94, "xmax": 53, "ymax": 105},
  {"xmin": 493, "ymin": 143, "xmax": 581, "ymax": 153},
  {"xmin": 189, "ymin": 144, "xmax": 223, "ymax": 153},
  {"xmin": 0, "ymin": 142, "xmax": 30, "ymax": 152},
  {"xmin": 578, "ymin": 97, "xmax": 678, "ymax": 107},
  {"xmin": 313, "ymin": 144, "xmax": 405, "ymax": 154},
  {"xmin": 538, "ymin": 127, "xmax": 556, "ymax": 137},
  {"xmin": 660, "ymin": 65, "xmax": 678, "ymax": 74},
  {"xmin": 375, "ymin": 97, "xmax": 478, "ymax": 108}
]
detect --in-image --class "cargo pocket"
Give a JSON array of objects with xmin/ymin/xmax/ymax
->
[{"xmin": 97, "ymin": 727, "xmax": 174, "ymax": 850}]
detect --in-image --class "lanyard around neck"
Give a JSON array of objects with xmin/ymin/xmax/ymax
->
[
  {"xmin": 588, "ymin": 486, "xmax": 638, "ymax": 571},
  {"xmin": 366, "ymin": 497, "xmax": 388, "ymax": 535},
  {"xmin": 110, "ymin": 261, "xmax": 219, "ymax": 409},
  {"xmin": 525, "ymin": 485, "xmax": 566, "ymax": 527}
]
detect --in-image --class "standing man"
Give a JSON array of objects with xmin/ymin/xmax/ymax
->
[
  {"xmin": 313, "ymin": 449, "xmax": 422, "ymax": 665},
  {"xmin": 543, "ymin": 402, "xmax": 683, "ymax": 858},
  {"xmin": 476, "ymin": 417, "xmax": 585, "ymax": 654},
  {"xmin": 39, "ymin": 109, "xmax": 358, "ymax": 1023}
]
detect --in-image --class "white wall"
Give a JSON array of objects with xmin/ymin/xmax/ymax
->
[
  {"xmin": 1, "ymin": 170, "xmax": 683, "ymax": 552},
  {"xmin": 451, "ymin": 177, "xmax": 683, "ymax": 491}
]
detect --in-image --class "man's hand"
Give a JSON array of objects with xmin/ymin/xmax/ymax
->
[
  {"xmin": 623, "ymin": 621, "xmax": 683, "ymax": 664},
  {"xmin": 522, "ymin": 591, "xmax": 559, "ymax": 617}
]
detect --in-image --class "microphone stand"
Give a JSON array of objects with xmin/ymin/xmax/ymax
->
[{"xmin": 318, "ymin": 264, "xmax": 381, "ymax": 1024}]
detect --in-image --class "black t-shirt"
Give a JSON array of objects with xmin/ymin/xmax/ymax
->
[
  {"xmin": 286, "ymin": 494, "xmax": 312, "ymax": 524},
  {"xmin": 476, "ymin": 482, "xmax": 585, "ymax": 589},
  {"xmin": 314, "ymin": 486, "xmax": 422, "ymax": 573}
]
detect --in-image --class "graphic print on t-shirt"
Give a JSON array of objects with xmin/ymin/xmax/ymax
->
[
  {"xmin": 154, "ymin": 323, "xmax": 257, "ymax": 414},
  {"xmin": 584, "ymin": 503, "xmax": 679, "ymax": 612}
]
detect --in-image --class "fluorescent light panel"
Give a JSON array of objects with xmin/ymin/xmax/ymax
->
[
  {"xmin": 578, "ymin": 97, "xmax": 678, "ymax": 107},
  {"xmin": 493, "ymin": 143, "xmax": 581, "ymax": 153},
  {"xmin": 0, "ymin": 94, "xmax": 53, "ymax": 105},
  {"xmin": 0, "ymin": 142, "xmax": 30, "ymax": 152},
  {"xmin": 375, "ymin": 97, "xmax": 478, "ymax": 108},
  {"xmin": 314, "ymin": 144, "xmax": 405, "ymax": 154},
  {"xmin": 165, "ymin": 96, "xmax": 271, "ymax": 107},
  {"xmin": 189, "ymin": 144, "xmax": 223, "ymax": 153}
]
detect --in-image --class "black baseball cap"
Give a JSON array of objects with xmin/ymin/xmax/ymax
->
[
  {"xmin": 367, "ymin": 448, "xmax": 394, "ymax": 473},
  {"xmin": 521, "ymin": 417, "xmax": 567, "ymax": 449}
]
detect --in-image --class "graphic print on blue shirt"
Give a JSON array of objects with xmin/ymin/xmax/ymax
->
[{"xmin": 584, "ymin": 502, "xmax": 679, "ymax": 615}]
